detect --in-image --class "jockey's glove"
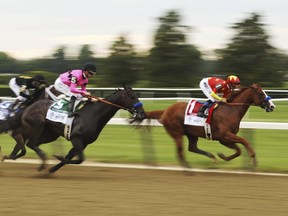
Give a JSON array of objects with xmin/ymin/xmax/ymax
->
[{"xmin": 220, "ymin": 98, "xmax": 227, "ymax": 103}]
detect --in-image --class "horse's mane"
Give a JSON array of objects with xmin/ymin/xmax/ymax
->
[
  {"xmin": 104, "ymin": 86, "xmax": 134, "ymax": 100},
  {"xmin": 226, "ymin": 86, "xmax": 249, "ymax": 103}
]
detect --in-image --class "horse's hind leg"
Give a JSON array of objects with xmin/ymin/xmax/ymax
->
[
  {"xmin": 187, "ymin": 136, "xmax": 217, "ymax": 162},
  {"xmin": 164, "ymin": 125, "xmax": 190, "ymax": 168},
  {"xmin": 175, "ymin": 136, "xmax": 191, "ymax": 169},
  {"xmin": 26, "ymin": 138, "xmax": 47, "ymax": 171}
]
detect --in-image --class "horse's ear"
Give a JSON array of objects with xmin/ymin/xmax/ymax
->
[{"xmin": 123, "ymin": 83, "xmax": 127, "ymax": 90}]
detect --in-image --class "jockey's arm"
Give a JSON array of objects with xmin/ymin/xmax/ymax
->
[
  {"xmin": 19, "ymin": 85, "xmax": 31, "ymax": 99},
  {"xmin": 210, "ymin": 91, "xmax": 222, "ymax": 101},
  {"xmin": 70, "ymin": 82, "xmax": 84, "ymax": 95},
  {"xmin": 38, "ymin": 83, "xmax": 47, "ymax": 90}
]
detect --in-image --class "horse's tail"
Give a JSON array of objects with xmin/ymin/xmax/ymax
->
[
  {"xmin": 145, "ymin": 110, "xmax": 164, "ymax": 120},
  {"xmin": 0, "ymin": 113, "xmax": 22, "ymax": 134}
]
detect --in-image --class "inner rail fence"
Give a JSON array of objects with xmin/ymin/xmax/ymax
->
[{"xmin": 1, "ymin": 87, "xmax": 288, "ymax": 130}]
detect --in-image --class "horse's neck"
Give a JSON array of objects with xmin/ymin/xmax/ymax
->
[
  {"xmin": 98, "ymin": 92, "xmax": 125, "ymax": 124},
  {"xmin": 227, "ymin": 88, "xmax": 252, "ymax": 120},
  {"xmin": 93, "ymin": 93, "xmax": 123, "ymax": 124}
]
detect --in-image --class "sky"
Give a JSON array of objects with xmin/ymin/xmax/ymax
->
[{"xmin": 0, "ymin": 0, "xmax": 287, "ymax": 60}]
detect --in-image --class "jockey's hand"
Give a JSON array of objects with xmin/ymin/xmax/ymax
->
[
  {"xmin": 220, "ymin": 98, "xmax": 227, "ymax": 103},
  {"xmin": 82, "ymin": 91, "xmax": 91, "ymax": 97},
  {"xmin": 38, "ymin": 83, "xmax": 47, "ymax": 89},
  {"xmin": 91, "ymin": 98, "xmax": 98, "ymax": 102}
]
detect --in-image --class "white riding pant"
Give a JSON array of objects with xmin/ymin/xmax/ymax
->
[
  {"xmin": 9, "ymin": 78, "xmax": 29, "ymax": 102},
  {"xmin": 54, "ymin": 77, "xmax": 82, "ymax": 99},
  {"xmin": 199, "ymin": 78, "xmax": 217, "ymax": 102}
]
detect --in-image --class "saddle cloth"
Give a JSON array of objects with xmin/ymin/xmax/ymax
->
[
  {"xmin": 184, "ymin": 100, "xmax": 217, "ymax": 140},
  {"xmin": 0, "ymin": 101, "xmax": 12, "ymax": 120},
  {"xmin": 46, "ymin": 99, "xmax": 86, "ymax": 140},
  {"xmin": 184, "ymin": 99, "xmax": 216, "ymax": 125},
  {"xmin": 46, "ymin": 99, "xmax": 85, "ymax": 124}
]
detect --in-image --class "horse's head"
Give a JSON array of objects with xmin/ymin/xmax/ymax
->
[
  {"xmin": 121, "ymin": 84, "xmax": 146, "ymax": 119},
  {"xmin": 249, "ymin": 83, "xmax": 275, "ymax": 112}
]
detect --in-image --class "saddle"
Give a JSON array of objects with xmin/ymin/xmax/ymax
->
[{"xmin": 48, "ymin": 98, "xmax": 86, "ymax": 116}]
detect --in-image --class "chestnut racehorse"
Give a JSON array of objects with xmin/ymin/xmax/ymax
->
[{"xmin": 132, "ymin": 84, "xmax": 275, "ymax": 168}]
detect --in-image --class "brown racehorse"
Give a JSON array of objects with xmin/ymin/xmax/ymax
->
[
  {"xmin": 132, "ymin": 84, "xmax": 275, "ymax": 168},
  {"xmin": 16, "ymin": 85, "xmax": 145, "ymax": 172},
  {"xmin": 0, "ymin": 85, "xmax": 62, "ymax": 160}
]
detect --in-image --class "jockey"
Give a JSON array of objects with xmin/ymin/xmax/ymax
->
[
  {"xmin": 54, "ymin": 63, "xmax": 97, "ymax": 117},
  {"xmin": 8, "ymin": 74, "xmax": 47, "ymax": 111},
  {"xmin": 197, "ymin": 75, "xmax": 241, "ymax": 118}
]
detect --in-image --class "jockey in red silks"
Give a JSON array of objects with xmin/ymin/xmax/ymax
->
[
  {"xmin": 197, "ymin": 75, "xmax": 241, "ymax": 118},
  {"xmin": 54, "ymin": 63, "xmax": 97, "ymax": 117}
]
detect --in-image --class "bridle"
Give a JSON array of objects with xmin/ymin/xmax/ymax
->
[{"xmin": 226, "ymin": 85, "xmax": 274, "ymax": 111}]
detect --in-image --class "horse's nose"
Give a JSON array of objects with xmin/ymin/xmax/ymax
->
[
  {"xmin": 266, "ymin": 105, "xmax": 275, "ymax": 112},
  {"xmin": 267, "ymin": 100, "xmax": 275, "ymax": 112}
]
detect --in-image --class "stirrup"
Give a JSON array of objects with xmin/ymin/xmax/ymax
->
[
  {"xmin": 68, "ymin": 112, "xmax": 79, "ymax": 117},
  {"xmin": 197, "ymin": 110, "xmax": 208, "ymax": 118}
]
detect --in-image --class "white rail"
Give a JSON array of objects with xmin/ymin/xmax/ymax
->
[{"xmin": 108, "ymin": 118, "xmax": 288, "ymax": 130}]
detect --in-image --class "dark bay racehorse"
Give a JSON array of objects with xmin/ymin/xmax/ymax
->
[
  {"xmin": 0, "ymin": 85, "xmax": 62, "ymax": 160},
  {"xmin": 19, "ymin": 85, "xmax": 145, "ymax": 172},
  {"xmin": 132, "ymin": 84, "xmax": 275, "ymax": 168}
]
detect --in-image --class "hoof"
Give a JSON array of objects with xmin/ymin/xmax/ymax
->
[
  {"xmin": 53, "ymin": 154, "xmax": 64, "ymax": 161},
  {"xmin": 37, "ymin": 164, "xmax": 46, "ymax": 172}
]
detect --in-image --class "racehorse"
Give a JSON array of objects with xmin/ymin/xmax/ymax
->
[
  {"xmin": 132, "ymin": 84, "xmax": 275, "ymax": 169},
  {"xmin": 0, "ymin": 85, "xmax": 62, "ymax": 160},
  {"xmin": 18, "ymin": 85, "xmax": 145, "ymax": 173}
]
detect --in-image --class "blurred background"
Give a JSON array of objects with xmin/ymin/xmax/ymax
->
[{"xmin": 0, "ymin": 0, "xmax": 288, "ymax": 172}]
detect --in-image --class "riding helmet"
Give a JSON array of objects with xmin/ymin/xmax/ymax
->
[
  {"xmin": 83, "ymin": 63, "xmax": 97, "ymax": 73},
  {"xmin": 227, "ymin": 75, "xmax": 241, "ymax": 85},
  {"xmin": 33, "ymin": 74, "xmax": 46, "ymax": 82}
]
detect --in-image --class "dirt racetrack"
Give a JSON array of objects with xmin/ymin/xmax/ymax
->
[{"xmin": 0, "ymin": 162, "xmax": 287, "ymax": 216}]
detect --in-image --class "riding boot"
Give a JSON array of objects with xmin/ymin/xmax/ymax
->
[
  {"xmin": 197, "ymin": 105, "xmax": 208, "ymax": 118},
  {"xmin": 8, "ymin": 100, "xmax": 20, "ymax": 112},
  {"xmin": 67, "ymin": 96, "xmax": 79, "ymax": 117}
]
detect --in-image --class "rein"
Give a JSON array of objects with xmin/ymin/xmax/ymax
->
[
  {"xmin": 86, "ymin": 95, "xmax": 140, "ymax": 113},
  {"xmin": 226, "ymin": 102, "xmax": 251, "ymax": 106}
]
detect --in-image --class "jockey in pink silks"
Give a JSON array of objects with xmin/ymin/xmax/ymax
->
[{"xmin": 54, "ymin": 63, "xmax": 97, "ymax": 117}]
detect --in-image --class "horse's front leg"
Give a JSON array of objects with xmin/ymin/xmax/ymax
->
[
  {"xmin": 220, "ymin": 132, "xmax": 256, "ymax": 166},
  {"xmin": 50, "ymin": 148, "xmax": 77, "ymax": 173},
  {"xmin": 54, "ymin": 150, "xmax": 85, "ymax": 164},
  {"xmin": 217, "ymin": 141, "xmax": 241, "ymax": 161},
  {"xmin": 55, "ymin": 138, "xmax": 85, "ymax": 164}
]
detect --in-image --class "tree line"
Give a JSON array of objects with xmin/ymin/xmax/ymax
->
[{"xmin": 0, "ymin": 10, "xmax": 287, "ymax": 88}]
